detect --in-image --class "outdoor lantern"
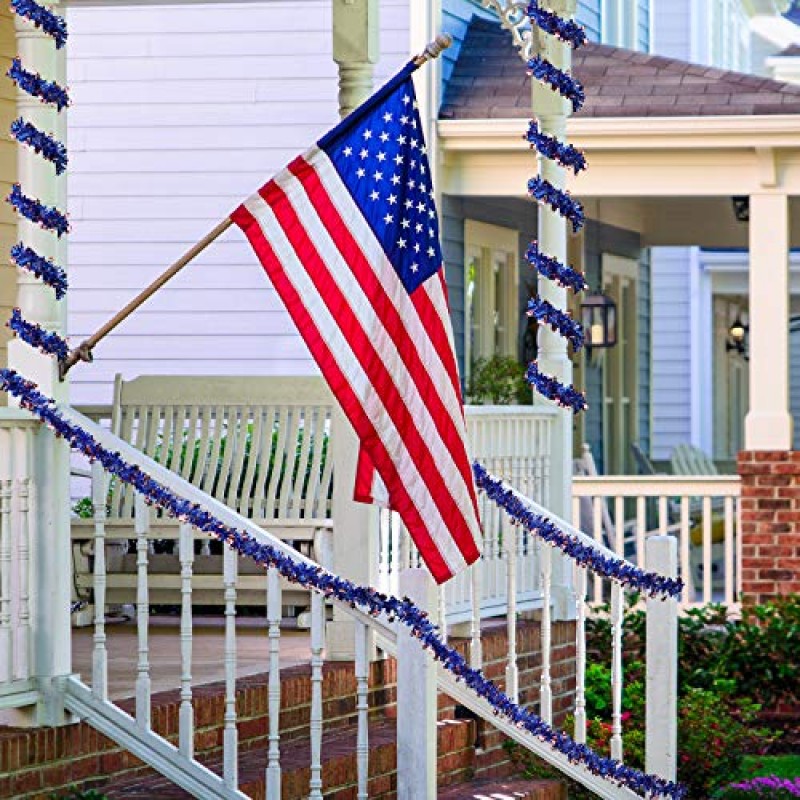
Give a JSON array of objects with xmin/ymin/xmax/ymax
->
[
  {"xmin": 581, "ymin": 293, "xmax": 617, "ymax": 349},
  {"xmin": 726, "ymin": 317, "xmax": 749, "ymax": 357}
]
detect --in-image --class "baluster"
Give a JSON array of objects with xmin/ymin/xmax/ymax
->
[
  {"xmin": 15, "ymin": 477, "xmax": 31, "ymax": 681},
  {"xmin": 179, "ymin": 522, "xmax": 195, "ymax": 758},
  {"xmin": 724, "ymin": 496, "xmax": 734, "ymax": 605},
  {"xmin": 91, "ymin": 463, "xmax": 108, "ymax": 700},
  {"xmin": 591, "ymin": 497, "xmax": 603, "ymax": 604},
  {"xmin": 309, "ymin": 588, "xmax": 325, "ymax": 798},
  {"xmin": 266, "ymin": 567, "xmax": 282, "ymax": 797},
  {"xmin": 540, "ymin": 544, "xmax": 552, "ymax": 724},
  {"xmin": 470, "ymin": 549, "xmax": 483, "ymax": 669},
  {"xmin": 574, "ymin": 564, "xmax": 588, "ymax": 744},
  {"xmin": 505, "ymin": 521, "xmax": 518, "ymax": 703},
  {"xmin": 614, "ymin": 496, "xmax": 625, "ymax": 557},
  {"xmin": 438, "ymin": 585, "xmax": 447, "ymax": 644},
  {"xmin": 702, "ymin": 496, "xmax": 712, "ymax": 603},
  {"xmin": 223, "ymin": 544, "xmax": 238, "ymax": 789},
  {"xmin": 0, "ymin": 478, "xmax": 12, "ymax": 684},
  {"xmin": 679, "ymin": 497, "xmax": 692, "ymax": 605},
  {"xmin": 610, "ymin": 582, "xmax": 624, "ymax": 762},
  {"xmin": 635, "ymin": 496, "xmax": 646, "ymax": 569},
  {"xmin": 355, "ymin": 620, "xmax": 369, "ymax": 800},
  {"xmin": 135, "ymin": 494, "xmax": 151, "ymax": 729}
]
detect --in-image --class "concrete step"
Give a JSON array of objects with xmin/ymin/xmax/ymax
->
[
  {"xmin": 104, "ymin": 717, "xmax": 476, "ymax": 799},
  {"xmin": 437, "ymin": 777, "xmax": 567, "ymax": 800}
]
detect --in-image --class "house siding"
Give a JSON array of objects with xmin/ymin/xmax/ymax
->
[
  {"xmin": 441, "ymin": 0, "xmax": 494, "ymax": 85},
  {"xmin": 577, "ymin": 0, "xmax": 602, "ymax": 43},
  {"xmin": 652, "ymin": 0, "xmax": 690, "ymax": 60},
  {"xmin": 0, "ymin": 8, "xmax": 17, "ymax": 399},
  {"xmin": 66, "ymin": 1, "xmax": 409, "ymax": 405},
  {"xmin": 650, "ymin": 248, "xmax": 692, "ymax": 460}
]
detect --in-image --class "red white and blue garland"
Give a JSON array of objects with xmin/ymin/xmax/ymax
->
[
  {"xmin": 0, "ymin": 367, "xmax": 685, "ymax": 800},
  {"xmin": 6, "ymin": 0, "xmax": 69, "ymax": 358},
  {"xmin": 524, "ymin": 1, "xmax": 588, "ymax": 413}
]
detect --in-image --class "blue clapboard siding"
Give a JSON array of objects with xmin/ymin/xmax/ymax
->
[
  {"xmin": 652, "ymin": 0, "xmax": 691, "ymax": 59},
  {"xmin": 441, "ymin": 0, "xmax": 495, "ymax": 85},
  {"xmin": 638, "ymin": 0, "xmax": 651, "ymax": 51},
  {"xmin": 577, "ymin": 0, "xmax": 602, "ymax": 42},
  {"xmin": 638, "ymin": 249, "xmax": 651, "ymax": 457}
]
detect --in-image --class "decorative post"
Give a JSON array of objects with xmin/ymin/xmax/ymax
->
[
  {"xmin": 332, "ymin": 0, "xmax": 379, "ymax": 118},
  {"xmin": 5, "ymin": 0, "xmax": 72, "ymax": 725}
]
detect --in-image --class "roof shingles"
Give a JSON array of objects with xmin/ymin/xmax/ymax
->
[{"xmin": 440, "ymin": 17, "xmax": 800, "ymax": 120}]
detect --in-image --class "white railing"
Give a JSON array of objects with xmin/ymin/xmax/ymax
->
[
  {"xmin": 56, "ymin": 403, "xmax": 673, "ymax": 800},
  {"xmin": 572, "ymin": 475, "xmax": 742, "ymax": 608},
  {"xmin": 0, "ymin": 411, "xmax": 36, "ymax": 712}
]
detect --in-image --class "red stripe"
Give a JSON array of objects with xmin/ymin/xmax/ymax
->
[
  {"xmin": 288, "ymin": 157, "xmax": 479, "ymax": 532},
  {"xmin": 256, "ymin": 177, "xmax": 480, "ymax": 568},
  {"xmin": 231, "ymin": 201, "xmax": 457, "ymax": 582}
]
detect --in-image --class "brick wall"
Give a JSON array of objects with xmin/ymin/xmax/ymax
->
[{"xmin": 738, "ymin": 451, "xmax": 800, "ymax": 603}]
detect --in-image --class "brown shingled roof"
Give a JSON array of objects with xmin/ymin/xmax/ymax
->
[{"xmin": 440, "ymin": 16, "xmax": 800, "ymax": 119}]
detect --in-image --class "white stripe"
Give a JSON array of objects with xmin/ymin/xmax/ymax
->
[
  {"xmin": 271, "ymin": 166, "xmax": 479, "ymax": 539},
  {"xmin": 242, "ymin": 193, "xmax": 469, "ymax": 575}
]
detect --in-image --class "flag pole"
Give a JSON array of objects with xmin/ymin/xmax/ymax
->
[{"xmin": 58, "ymin": 33, "xmax": 452, "ymax": 381}]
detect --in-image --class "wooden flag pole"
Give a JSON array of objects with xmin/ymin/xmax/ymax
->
[{"xmin": 58, "ymin": 33, "xmax": 452, "ymax": 381}]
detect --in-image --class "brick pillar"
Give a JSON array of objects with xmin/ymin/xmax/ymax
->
[{"xmin": 738, "ymin": 451, "xmax": 800, "ymax": 604}]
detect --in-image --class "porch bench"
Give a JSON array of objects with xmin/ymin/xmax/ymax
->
[{"xmin": 71, "ymin": 374, "xmax": 336, "ymax": 615}]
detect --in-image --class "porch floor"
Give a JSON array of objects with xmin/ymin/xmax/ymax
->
[{"xmin": 71, "ymin": 615, "xmax": 311, "ymax": 701}]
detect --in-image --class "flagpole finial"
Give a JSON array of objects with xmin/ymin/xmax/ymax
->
[{"xmin": 413, "ymin": 33, "xmax": 453, "ymax": 66}]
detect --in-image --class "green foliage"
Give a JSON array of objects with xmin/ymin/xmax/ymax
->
[
  {"xmin": 72, "ymin": 496, "xmax": 94, "ymax": 519},
  {"xmin": 51, "ymin": 790, "xmax": 109, "ymax": 800},
  {"xmin": 739, "ymin": 755, "xmax": 800, "ymax": 781},
  {"xmin": 467, "ymin": 355, "xmax": 531, "ymax": 405}
]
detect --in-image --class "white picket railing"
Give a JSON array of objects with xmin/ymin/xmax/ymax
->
[
  {"xmin": 572, "ymin": 475, "xmax": 742, "ymax": 608},
  {"xmin": 0, "ymin": 412, "xmax": 37, "ymax": 712}
]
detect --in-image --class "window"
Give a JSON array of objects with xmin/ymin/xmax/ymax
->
[{"xmin": 464, "ymin": 220, "xmax": 520, "ymax": 383}]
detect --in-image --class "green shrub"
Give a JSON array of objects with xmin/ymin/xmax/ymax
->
[{"xmin": 467, "ymin": 355, "xmax": 531, "ymax": 405}]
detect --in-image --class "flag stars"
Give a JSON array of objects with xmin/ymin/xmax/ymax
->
[
  {"xmin": 401, "ymin": 218, "xmax": 410, "ymax": 229},
  {"xmin": 388, "ymin": 194, "xmax": 397, "ymax": 205},
  {"xmin": 343, "ymin": 146, "xmax": 353, "ymax": 157},
  {"xmin": 356, "ymin": 167, "xmax": 366, "ymax": 179},
  {"xmin": 379, "ymin": 131, "xmax": 390, "ymax": 143},
  {"xmin": 370, "ymin": 190, "xmax": 380, "ymax": 201},
  {"xmin": 404, "ymin": 199, "xmax": 413, "ymax": 210},
  {"xmin": 400, "ymin": 115, "xmax": 410, "ymax": 126},
  {"xmin": 427, "ymin": 246, "xmax": 435, "ymax": 257},
  {"xmin": 394, "ymin": 154, "xmax": 404, "ymax": 165},
  {"xmin": 391, "ymin": 174, "xmax": 401, "ymax": 186},
  {"xmin": 407, "ymin": 179, "xmax": 416, "ymax": 190},
  {"xmin": 384, "ymin": 213, "xmax": 394, "ymax": 224},
  {"xmin": 410, "ymin": 138, "xmax": 419, "ymax": 149},
  {"xmin": 415, "ymin": 222, "xmax": 423, "ymax": 233},
  {"xmin": 373, "ymin": 170, "xmax": 383, "ymax": 182},
  {"xmin": 397, "ymin": 134, "xmax": 407, "ymax": 145},
  {"xmin": 417, "ymin": 201, "xmax": 426, "ymax": 213},
  {"xmin": 383, "ymin": 111, "xmax": 393, "ymax": 122},
  {"xmin": 414, "ymin": 243, "xmax": 421, "ymax": 253},
  {"xmin": 363, "ymin": 129, "xmax": 373, "ymax": 140},
  {"xmin": 360, "ymin": 148, "xmax": 369, "ymax": 160},
  {"xmin": 397, "ymin": 238, "xmax": 407, "ymax": 248},
  {"xmin": 410, "ymin": 262, "xmax": 419, "ymax": 273},
  {"xmin": 402, "ymin": 94, "xmax": 410, "ymax": 105},
  {"xmin": 377, "ymin": 152, "xmax": 386, "ymax": 162}
]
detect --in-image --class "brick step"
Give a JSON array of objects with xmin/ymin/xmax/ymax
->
[
  {"xmin": 437, "ymin": 778, "xmax": 567, "ymax": 800},
  {"xmin": 104, "ymin": 717, "xmax": 476, "ymax": 799}
]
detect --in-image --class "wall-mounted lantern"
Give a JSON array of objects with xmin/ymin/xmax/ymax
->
[
  {"xmin": 726, "ymin": 317, "xmax": 749, "ymax": 359},
  {"xmin": 731, "ymin": 196, "xmax": 750, "ymax": 223},
  {"xmin": 581, "ymin": 293, "xmax": 617, "ymax": 349}
]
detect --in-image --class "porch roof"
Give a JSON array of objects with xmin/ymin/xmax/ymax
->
[{"xmin": 440, "ymin": 16, "xmax": 800, "ymax": 120}]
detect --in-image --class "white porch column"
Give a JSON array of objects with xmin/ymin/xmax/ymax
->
[
  {"xmin": 532, "ymin": 0, "xmax": 576, "ymax": 522},
  {"xmin": 745, "ymin": 192, "xmax": 793, "ymax": 451},
  {"xmin": 332, "ymin": 0, "xmax": 379, "ymax": 118},
  {"xmin": 532, "ymin": 1, "xmax": 576, "ymax": 619},
  {"xmin": 4, "ymin": 1, "xmax": 72, "ymax": 724}
]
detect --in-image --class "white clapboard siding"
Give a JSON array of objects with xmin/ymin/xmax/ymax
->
[
  {"xmin": 650, "ymin": 247, "xmax": 693, "ymax": 460},
  {"xmin": 651, "ymin": 0, "xmax": 691, "ymax": 60},
  {"xmin": 67, "ymin": 0, "xmax": 409, "ymax": 406}
]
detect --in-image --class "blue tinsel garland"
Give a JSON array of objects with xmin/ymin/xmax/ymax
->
[
  {"xmin": 473, "ymin": 462, "xmax": 684, "ymax": 599},
  {"xmin": 7, "ymin": 58, "xmax": 70, "ymax": 111},
  {"xmin": 525, "ymin": 121, "xmax": 586, "ymax": 175},
  {"xmin": 526, "ymin": 241, "xmax": 587, "ymax": 293},
  {"xmin": 7, "ymin": 183, "xmax": 69, "ymax": 236},
  {"xmin": 528, "ymin": 176, "xmax": 584, "ymax": 233},
  {"xmin": 527, "ymin": 55, "xmax": 585, "ymax": 113},
  {"xmin": 527, "ymin": 297, "xmax": 584, "ymax": 351},
  {"xmin": 10, "ymin": 243, "xmax": 68, "ymax": 299},
  {"xmin": 10, "ymin": 118, "xmax": 68, "ymax": 174},
  {"xmin": 10, "ymin": 0, "xmax": 67, "ymax": 47},
  {"xmin": 0, "ymin": 367, "xmax": 686, "ymax": 800},
  {"xmin": 527, "ymin": 1, "xmax": 587, "ymax": 49},
  {"xmin": 526, "ymin": 361, "xmax": 587, "ymax": 412},
  {"xmin": 7, "ymin": 308, "xmax": 68, "ymax": 360}
]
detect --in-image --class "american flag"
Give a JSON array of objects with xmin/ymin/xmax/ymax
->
[{"xmin": 231, "ymin": 63, "xmax": 481, "ymax": 583}]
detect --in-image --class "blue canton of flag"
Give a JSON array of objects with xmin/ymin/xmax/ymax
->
[{"xmin": 319, "ymin": 71, "xmax": 443, "ymax": 294}]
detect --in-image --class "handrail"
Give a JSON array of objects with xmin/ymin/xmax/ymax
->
[
  {"xmin": 0, "ymin": 369, "xmax": 683, "ymax": 799},
  {"xmin": 574, "ymin": 475, "xmax": 741, "ymax": 497}
]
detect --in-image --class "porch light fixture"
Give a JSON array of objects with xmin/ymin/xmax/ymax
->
[
  {"xmin": 580, "ymin": 292, "xmax": 617, "ymax": 349},
  {"xmin": 726, "ymin": 317, "xmax": 749, "ymax": 358},
  {"xmin": 731, "ymin": 196, "xmax": 750, "ymax": 223}
]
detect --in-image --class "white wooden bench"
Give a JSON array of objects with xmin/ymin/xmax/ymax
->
[{"xmin": 71, "ymin": 375, "xmax": 336, "ymax": 615}]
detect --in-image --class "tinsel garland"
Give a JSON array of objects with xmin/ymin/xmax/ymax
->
[
  {"xmin": 525, "ymin": 121, "xmax": 586, "ymax": 175},
  {"xmin": 7, "ymin": 308, "xmax": 68, "ymax": 360},
  {"xmin": 527, "ymin": 0, "xmax": 587, "ymax": 49},
  {"xmin": 11, "ymin": 242, "xmax": 68, "ymax": 299},
  {"xmin": 526, "ymin": 361, "xmax": 587, "ymax": 413},
  {"xmin": 10, "ymin": 0, "xmax": 67, "ymax": 47},
  {"xmin": 0, "ymin": 367, "xmax": 686, "ymax": 800},
  {"xmin": 527, "ymin": 296, "xmax": 584, "ymax": 351},
  {"xmin": 7, "ymin": 58, "xmax": 70, "ymax": 111},
  {"xmin": 7, "ymin": 183, "xmax": 69, "ymax": 236},
  {"xmin": 528, "ymin": 176, "xmax": 584, "ymax": 233},
  {"xmin": 10, "ymin": 118, "xmax": 68, "ymax": 174},
  {"xmin": 473, "ymin": 462, "xmax": 683, "ymax": 599},
  {"xmin": 526, "ymin": 55, "xmax": 585, "ymax": 113},
  {"xmin": 526, "ymin": 241, "xmax": 587, "ymax": 293}
]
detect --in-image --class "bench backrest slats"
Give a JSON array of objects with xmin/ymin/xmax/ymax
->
[{"xmin": 107, "ymin": 376, "xmax": 335, "ymax": 522}]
